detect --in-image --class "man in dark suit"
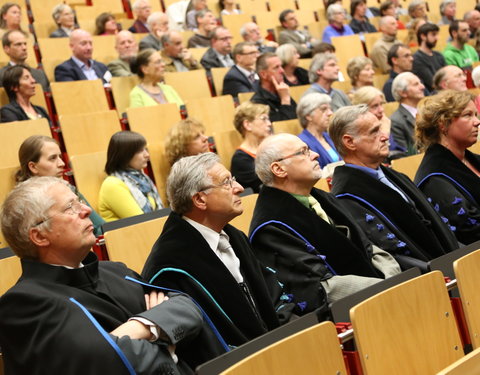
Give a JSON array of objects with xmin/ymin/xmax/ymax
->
[
  {"xmin": 0, "ymin": 30, "xmax": 50, "ymax": 91},
  {"xmin": 390, "ymin": 71, "xmax": 425, "ymax": 155},
  {"xmin": 129, "ymin": 0, "xmax": 151, "ymax": 33},
  {"xmin": 278, "ymin": 9, "xmax": 315, "ymax": 57},
  {"xmin": 222, "ymin": 42, "xmax": 259, "ymax": 98},
  {"xmin": 200, "ymin": 26, "xmax": 234, "ymax": 70},
  {"xmin": 139, "ymin": 12, "xmax": 169, "ymax": 51},
  {"xmin": 54, "ymin": 29, "xmax": 111, "ymax": 85}
]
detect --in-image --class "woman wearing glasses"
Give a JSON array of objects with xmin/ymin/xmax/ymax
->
[
  {"xmin": 98, "ymin": 131, "xmax": 163, "ymax": 222},
  {"xmin": 231, "ymin": 102, "xmax": 272, "ymax": 192},
  {"xmin": 16, "ymin": 135, "xmax": 105, "ymax": 235}
]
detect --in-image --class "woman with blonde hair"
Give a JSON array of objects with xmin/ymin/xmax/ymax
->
[
  {"xmin": 346, "ymin": 56, "xmax": 374, "ymax": 99},
  {"xmin": 415, "ymin": 90, "xmax": 480, "ymax": 244},
  {"xmin": 276, "ymin": 44, "xmax": 309, "ymax": 86},
  {"xmin": 231, "ymin": 101, "xmax": 272, "ymax": 192},
  {"xmin": 164, "ymin": 118, "xmax": 209, "ymax": 165}
]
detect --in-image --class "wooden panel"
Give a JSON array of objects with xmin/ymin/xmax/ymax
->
[
  {"xmin": 186, "ymin": 95, "xmax": 236, "ymax": 136},
  {"xmin": 0, "ymin": 256, "xmax": 21, "ymax": 295},
  {"xmin": 288, "ymin": 84, "xmax": 309, "ymax": 104},
  {"xmin": 272, "ymin": 119, "xmax": 302, "ymax": 135},
  {"xmin": 391, "ymin": 152, "xmax": 424, "ymax": 181},
  {"xmin": 437, "ymin": 347, "xmax": 480, "ymax": 375},
  {"xmin": 210, "ymin": 66, "xmax": 230, "ymax": 96},
  {"xmin": 213, "ymin": 129, "xmax": 242, "ymax": 170},
  {"xmin": 164, "ymin": 69, "xmax": 211, "ymax": 101},
  {"xmin": 331, "ymin": 34, "xmax": 365, "ymax": 78},
  {"xmin": 148, "ymin": 143, "xmax": 171, "ymax": 206},
  {"xmin": 0, "ymin": 166, "xmax": 17, "ymax": 248},
  {"xmin": 51, "ymin": 80, "xmax": 109, "ymax": 116},
  {"xmin": 111, "ymin": 75, "xmax": 139, "ymax": 117},
  {"xmin": 230, "ymin": 193, "xmax": 257, "ymax": 235}
]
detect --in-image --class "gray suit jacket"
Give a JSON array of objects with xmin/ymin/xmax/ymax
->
[
  {"xmin": 200, "ymin": 47, "xmax": 232, "ymax": 70},
  {"xmin": 390, "ymin": 104, "xmax": 417, "ymax": 155},
  {"xmin": 107, "ymin": 58, "xmax": 132, "ymax": 77},
  {"xmin": 278, "ymin": 29, "xmax": 311, "ymax": 57},
  {"xmin": 139, "ymin": 34, "xmax": 162, "ymax": 51},
  {"xmin": 0, "ymin": 64, "xmax": 50, "ymax": 92}
]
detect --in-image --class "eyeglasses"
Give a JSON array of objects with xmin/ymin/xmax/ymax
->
[
  {"xmin": 275, "ymin": 146, "xmax": 311, "ymax": 162},
  {"xmin": 201, "ymin": 176, "xmax": 237, "ymax": 191},
  {"xmin": 256, "ymin": 115, "xmax": 271, "ymax": 122},
  {"xmin": 34, "ymin": 198, "xmax": 86, "ymax": 227}
]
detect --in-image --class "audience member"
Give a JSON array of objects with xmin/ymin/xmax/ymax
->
[
  {"xmin": 240, "ymin": 22, "xmax": 278, "ymax": 52},
  {"xmin": 383, "ymin": 43, "xmax": 414, "ymax": 102},
  {"xmin": 222, "ymin": 41, "xmax": 259, "ymax": 98},
  {"xmin": 346, "ymin": 56, "xmax": 374, "ymax": 99},
  {"xmin": 415, "ymin": 90, "xmax": 480, "ymax": 245},
  {"xmin": 1, "ymin": 65, "xmax": 50, "ymax": 124},
  {"xmin": 303, "ymin": 52, "xmax": 351, "ymax": 112},
  {"xmin": 164, "ymin": 118, "xmax": 209, "ymax": 165},
  {"xmin": 312, "ymin": 41, "xmax": 336, "ymax": 55},
  {"xmin": 297, "ymin": 93, "xmax": 342, "ymax": 168},
  {"xmin": 54, "ymin": 29, "xmax": 110, "ymax": 84},
  {"xmin": 330, "ymin": 105, "xmax": 458, "ymax": 268},
  {"xmin": 250, "ymin": 133, "xmax": 400, "ymax": 307},
  {"xmin": 412, "ymin": 23, "xmax": 446, "ymax": 92},
  {"xmin": 472, "ymin": 65, "xmax": 480, "ymax": 109},
  {"xmin": 200, "ymin": 26, "xmax": 234, "ymax": 69},
  {"xmin": 15, "ymin": 135, "xmax": 104, "ymax": 235},
  {"xmin": 185, "ymin": 0, "xmax": 208, "ymax": 30},
  {"xmin": 129, "ymin": 0, "xmax": 151, "ymax": 33},
  {"xmin": 129, "ymin": 48, "xmax": 184, "ymax": 108},
  {"xmin": 251, "ymin": 52, "xmax": 297, "ymax": 121},
  {"xmin": 379, "ymin": 1, "xmax": 406, "ymax": 29},
  {"xmin": 0, "ymin": 30, "xmax": 49, "ymax": 91},
  {"xmin": 139, "ymin": 11, "xmax": 169, "ymax": 50},
  {"xmin": 231, "ymin": 101, "xmax": 271, "ymax": 192},
  {"xmin": 0, "ymin": 3, "xmax": 22, "ymax": 37},
  {"xmin": 187, "ymin": 9, "xmax": 216, "ymax": 48},
  {"xmin": 443, "ymin": 20, "xmax": 479, "ymax": 69},
  {"xmin": 322, "ymin": 4, "xmax": 354, "ymax": 44},
  {"xmin": 438, "ymin": 0, "xmax": 456, "ymax": 26},
  {"xmin": 219, "ymin": 0, "xmax": 240, "ymax": 16},
  {"xmin": 350, "ymin": 0, "xmax": 377, "ymax": 34},
  {"xmin": 99, "ymin": 131, "xmax": 163, "ymax": 222},
  {"xmin": 94, "ymin": 12, "xmax": 119, "ymax": 36},
  {"xmin": 50, "ymin": 3, "xmax": 76, "ymax": 38},
  {"xmin": 161, "ymin": 30, "xmax": 200, "ymax": 72},
  {"xmin": 107, "ymin": 30, "xmax": 138, "ymax": 76},
  {"xmin": 278, "ymin": 9, "xmax": 316, "ymax": 57},
  {"xmin": 276, "ymin": 43, "xmax": 309, "ymax": 86},
  {"xmin": 432, "ymin": 65, "xmax": 467, "ymax": 91},
  {"xmin": 407, "ymin": 0, "xmax": 428, "ymax": 27},
  {"xmin": 142, "ymin": 153, "xmax": 295, "ymax": 362},
  {"xmin": 165, "ymin": 0, "xmax": 189, "ymax": 31},
  {"xmin": 370, "ymin": 15, "xmax": 400, "ymax": 74},
  {"xmin": 0, "ymin": 176, "xmax": 210, "ymax": 374},
  {"xmin": 464, "ymin": 9, "xmax": 480, "ymax": 38},
  {"xmin": 390, "ymin": 72, "xmax": 425, "ymax": 155}
]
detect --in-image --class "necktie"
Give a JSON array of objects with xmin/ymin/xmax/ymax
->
[
  {"xmin": 308, "ymin": 196, "xmax": 330, "ymax": 224},
  {"xmin": 217, "ymin": 233, "xmax": 244, "ymax": 283},
  {"xmin": 248, "ymin": 73, "xmax": 256, "ymax": 83},
  {"xmin": 223, "ymin": 54, "xmax": 234, "ymax": 67}
]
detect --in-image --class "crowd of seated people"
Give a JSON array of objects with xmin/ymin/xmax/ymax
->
[{"xmin": 2, "ymin": 0, "xmax": 480, "ymax": 373}]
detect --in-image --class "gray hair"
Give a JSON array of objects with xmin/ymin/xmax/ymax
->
[
  {"xmin": 308, "ymin": 52, "xmax": 337, "ymax": 83},
  {"xmin": 328, "ymin": 104, "xmax": 370, "ymax": 157},
  {"xmin": 147, "ymin": 11, "xmax": 167, "ymax": 28},
  {"xmin": 132, "ymin": 0, "xmax": 149, "ymax": 11},
  {"xmin": 1, "ymin": 177, "xmax": 65, "ymax": 259},
  {"xmin": 160, "ymin": 30, "xmax": 179, "ymax": 46},
  {"xmin": 408, "ymin": 0, "xmax": 425, "ymax": 17},
  {"xmin": 167, "ymin": 152, "xmax": 219, "ymax": 215},
  {"xmin": 52, "ymin": 3, "xmax": 73, "ymax": 25},
  {"xmin": 276, "ymin": 43, "xmax": 297, "ymax": 66},
  {"xmin": 239, "ymin": 22, "xmax": 255, "ymax": 38},
  {"xmin": 296, "ymin": 93, "xmax": 332, "ymax": 128},
  {"xmin": 255, "ymin": 134, "xmax": 292, "ymax": 186},
  {"xmin": 440, "ymin": 0, "xmax": 455, "ymax": 15},
  {"xmin": 392, "ymin": 71, "xmax": 415, "ymax": 102},
  {"xmin": 326, "ymin": 3, "xmax": 345, "ymax": 22}
]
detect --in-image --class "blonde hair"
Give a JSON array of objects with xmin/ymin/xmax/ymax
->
[
  {"xmin": 233, "ymin": 101, "xmax": 269, "ymax": 137},
  {"xmin": 346, "ymin": 56, "xmax": 373, "ymax": 86},
  {"xmin": 164, "ymin": 118, "xmax": 206, "ymax": 165},
  {"xmin": 351, "ymin": 86, "xmax": 385, "ymax": 105}
]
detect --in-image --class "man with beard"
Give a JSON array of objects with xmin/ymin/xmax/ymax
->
[
  {"xmin": 412, "ymin": 23, "xmax": 446, "ymax": 93},
  {"xmin": 443, "ymin": 20, "xmax": 479, "ymax": 69}
]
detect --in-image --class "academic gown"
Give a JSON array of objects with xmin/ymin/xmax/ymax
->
[
  {"xmin": 415, "ymin": 143, "xmax": 480, "ymax": 245},
  {"xmin": 331, "ymin": 165, "xmax": 459, "ymax": 269}
]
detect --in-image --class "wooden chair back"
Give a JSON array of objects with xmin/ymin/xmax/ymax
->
[
  {"xmin": 213, "ymin": 130, "xmax": 243, "ymax": 171},
  {"xmin": 0, "ymin": 166, "xmax": 17, "ymax": 248},
  {"xmin": 147, "ymin": 143, "xmax": 171, "ymax": 206},
  {"xmin": 186, "ymin": 95, "xmax": 236, "ymax": 136},
  {"xmin": 111, "ymin": 75, "xmax": 139, "ymax": 117},
  {"xmin": 238, "ymin": 91, "xmax": 254, "ymax": 103},
  {"xmin": 164, "ymin": 69, "xmax": 211, "ymax": 101},
  {"xmin": 351, "ymin": 271, "xmax": 463, "ymax": 375},
  {"xmin": 390, "ymin": 153, "xmax": 424, "ymax": 181},
  {"xmin": 222, "ymin": 13, "xmax": 253, "ymax": 44},
  {"xmin": 272, "ymin": 119, "xmax": 302, "ymax": 136},
  {"xmin": 383, "ymin": 101, "xmax": 399, "ymax": 117},
  {"xmin": 436, "ymin": 347, "xmax": 480, "ymax": 375},
  {"xmin": 230, "ymin": 193, "xmax": 258, "ymax": 235},
  {"xmin": 0, "ymin": 256, "xmax": 21, "ymax": 295},
  {"xmin": 37, "ymin": 37, "xmax": 71, "ymax": 81},
  {"xmin": 288, "ymin": 84, "xmax": 310, "ymax": 104},
  {"xmin": 210, "ymin": 66, "xmax": 230, "ymax": 96},
  {"xmin": 331, "ymin": 34, "xmax": 365, "ymax": 77}
]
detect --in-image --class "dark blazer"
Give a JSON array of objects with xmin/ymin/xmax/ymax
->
[
  {"xmin": 200, "ymin": 47, "xmax": 232, "ymax": 70},
  {"xmin": 139, "ymin": 34, "xmax": 162, "ymax": 51},
  {"xmin": 222, "ymin": 65, "xmax": 257, "ymax": 97},
  {"xmin": 49, "ymin": 28, "xmax": 69, "ymax": 38},
  {"xmin": 0, "ymin": 64, "xmax": 50, "ymax": 92},
  {"xmin": 390, "ymin": 104, "xmax": 417, "ymax": 155},
  {"xmin": 0, "ymin": 99, "xmax": 51, "ymax": 124},
  {"xmin": 128, "ymin": 19, "xmax": 149, "ymax": 33},
  {"xmin": 54, "ymin": 58, "xmax": 109, "ymax": 84}
]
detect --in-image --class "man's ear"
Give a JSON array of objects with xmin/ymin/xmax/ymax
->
[
  {"xmin": 271, "ymin": 161, "xmax": 288, "ymax": 179},
  {"xmin": 342, "ymin": 134, "xmax": 356, "ymax": 152},
  {"xmin": 29, "ymin": 227, "xmax": 50, "ymax": 248},
  {"xmin": 191, "ymin": 192, "xmax": 208, "ymax": 211}
]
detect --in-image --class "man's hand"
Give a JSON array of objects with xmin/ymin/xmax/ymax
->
[
  {"xmin": 272, "ymin": 76, "xmax": 291, "ymax": 105},
  {"xmin": 145, "ymin": 290, "xmax": 168, "ymax": 310}
]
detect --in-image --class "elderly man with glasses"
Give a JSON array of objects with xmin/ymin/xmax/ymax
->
[
  {"xmin": 142, "ymin": 152, "xmax": 295, "ymax": 365},
  {"xmin": 249, "ymin": 133, "xmax": 401, "ymax": 311}
]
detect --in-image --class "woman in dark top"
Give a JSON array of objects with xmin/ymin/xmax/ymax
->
[
  {"xmin": 231, "ymin": 101, "xmax": 272, "ymax": 192},
  {"xmin": 276, "ymin": 43, "xmax": 309, "ymax": 87},
  {"xmin": 0, "ymin": 64, "xmax": 50, "ymax": 124},
  {"xmin": 415, "ymin": 90, "xmax": 480, "ymax": 245}
]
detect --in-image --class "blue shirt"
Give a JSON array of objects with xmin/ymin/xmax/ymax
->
[{"xmin": 71, "ymin": 56, "xmax": 100, "ymax": 81}]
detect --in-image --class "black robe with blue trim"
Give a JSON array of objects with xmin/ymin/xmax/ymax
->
[
  {"xmin": 415, "ymin": 143, "xmax": 480, "ymax": 245},
  {"xmin": 142, "ymin": 212, "xmax": 289, "ymax": 358},
  {"xmin": 0, "ymin": 252, "xmax": 203, "ymax": 375},
  {"xmin": 331, "ymin": 164, "xmax": 459, "ymax": 267}
]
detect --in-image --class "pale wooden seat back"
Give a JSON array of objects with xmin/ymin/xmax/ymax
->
[
  {"xmin": 38, "ymin": 37, "xmax": 71, "ymax": 81},
  {"xmin": 230, "ymin": 193, "xmax": 258, "ymax": 235},
  {"xmin": 222, "ymin": 13, "xmax": 253, "ymax": 44},
  {"xmin": 147, "ymin": 143, "xmax": 171, "ymax": 206},
  {"xmin": 391, "ymin": 153, "xmax": 424, "ymax": 181},
  {"xmin": 289, "ymin": 84, "xmax": 310, "ymax": 104},
  {"xmin": 331, "ymin": 34, "xmax": 365, "ymax": 77},
  {"xmin": 187, "ymin": 47, "xmax": 208, "ymax": 63},
  {"xmin": 272, "ymin": 119, "xmax": 302, "ymax": 136},
  {"xmin": 104, "ymin": 216, "xmax": 167, "ymax": 274},
  {"xmin": 454, "ymin": 249, "xmax": 480, "ymax": 349},
  {"xmin": 70, "ymin": 151, "xmax": 107, "ymax": 212},
  {"xmin": 219, "ymin": 321, "xmax": 347, "ymax": 375},
  {"xmin": 383, "ymin": 101, "xmax": 399, "ymax": 117},
  {"xmin": 238, "ymin": 92, "xmax": 254, "ymax": 103},
  {"xmin": 0, "ymin": 118, "xmax": 51, "ymax": 168},
  {"xmin": 0, "ymin": 166, "xmax": 17, "ymax": 248},
  {"xmin": 0, "ymin": 256, "xmax": 21, "ymax": 295},
  {"xmin": 211, "ymin": 66, "xmax": 230, "ymax": 96},
  {"xmin": 186, "ymin": 95, "xmax": 236, "ymax": 136},
  {"xmin": 351, "ymin": 271, "xmax": 463, "ymax": 375},
  {"xmin": 111, "ymin": 75, "xmax": 139, "ymax": 117},
  {"xmin": 51, "ymin": 80, "xmax": 109, "ymax": 116},
  {"xmin": 213, "ymin": 130, "xmax": 243, "ymax": 171},
  {"xmin": 436, "ymin": 347, "xmax": 480, "ymax": 375},
  {"xmin": 59, "ymin": 110, "xmax": 121, "ymax": 157},
  {"xmin": 164, "ymin": 69, "xmax": 211, "ymax": 101}
]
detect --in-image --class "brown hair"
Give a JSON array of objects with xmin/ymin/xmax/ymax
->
[{"xmin": 16, "ymin": 135, "xmax": 59, "ymax": 183}]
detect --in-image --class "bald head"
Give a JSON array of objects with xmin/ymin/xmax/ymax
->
[
  {"xmin": 379, "ymin": 15, "xmax": 398, "ymax": 36},
  {"xmin": 115, "ymin": 30, "xmax": 138, "ymax": 59},
  {"xmin": 69, "ymin": 29, "xmax": 93, "ymax": 63},
  {"xmin": 433, "ymin": 65, "xmax": 467, "ymax": 91},
  {"xmin": 241, "ymin": 22, "xmax": 262, "ymax": 43}
]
